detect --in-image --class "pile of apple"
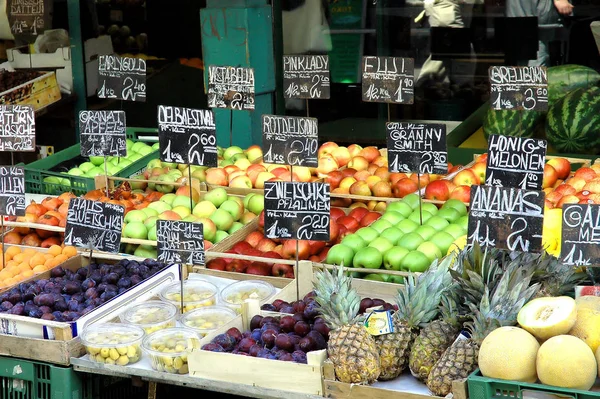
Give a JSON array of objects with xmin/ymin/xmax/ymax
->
[
  {"xmin": 545, "ymin": 164, "xmax": 600, "ymax": 208},
  {"xmin": 326, "ymin": 194, "xmax": 469, "ymax": 283}
]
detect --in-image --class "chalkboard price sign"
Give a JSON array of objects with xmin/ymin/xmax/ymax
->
[
  {"xmin": 64, "ymin": 198, "xmax": 124, "ymax": 253},
  {"xmin": 0, "ymin": 166, "xmax": 25, "ymax": 217},
  {"xmin": 386, "ymin": 122, "xmax": 447, "ymax": 174},
  {"xmin": 560, "ymin": 204, "xmax": 600, "ymax": 266},
  {"xmin": 207, "ymin": 66, "xmax": 255, "ymax": 111},
  {"xmin": 79, "ymin": 111, "xmax": 127, "ymax": 157},
  {"xmin": 262, "ymin": 115, "xmax": 319, "ymax": 167},
  {"xmin": 0, "ymin": 105, "xmax": 36, "ymax": 152},
  {"xmin": 467, "ymin": 185, "xmax": 544, "ymax": 253},
  {"xmin": 264, "ymin": 181, "xmax": 330, "ymax": 242},
  {"xmin": 362, "ymin": 57, "xmax": 414, "ymax": 104},
  {"xmin": 489, "ymin": 66, "xmax": 548, "ymax": 111},
  {"xmin": 157, "ymin": 106, "xmax": 217, "ymax": 166},
  {"xmin": 283, "ymin": 55, "xmax": 330, "ymax": 100},
  {"xmin": 7, "ymin": 0, "xmax": 51, "ymax": 39},
  {"xmin": 485, "ymin": 135, "xmax": 547, "ymax": 190},
  {"xmin": 98, "ymin": 55, "xmax": 147, "ymax": 102},
  {"xmin": 156, "ymin": 220, "xmax": 204, "ymax": 265}
]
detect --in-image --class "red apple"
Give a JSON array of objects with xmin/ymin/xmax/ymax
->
[
  {"xmin": 555, "ymin": 184, "xmax": 576, "ymax": 196},
  {"xmin": 449, "ymin": 185, "xmax": 471, "ymax": 203},
  {"xmin": 470, "ymin": 162, "xmax": 487, "ymax": 184},
  {"xmin": 232, "ymin": 241, "xmax": 254, "ymax": 254},
  {"xmin": 475, "ymin": 153, "xmax": 488, "ymax": 163},
  {"xmin": 341, "ymin": 168, "xmax": 357, "ymax": 178},
  {"xmin": 338, "ymin": 216, "xmax": 359, "ymax": 232},
  {"xmin": 557, "ymin": 195, "xmax": 580, "ymax": 207},
  {"xmin": 272, "ymin": 263, "xmax": 294, "ymax": 278},
  {"xmin": 545, "ymin": 191, "xmax": 563, "ymax": 205},
  {"xmin": 316, "ymin": 154, "xmax": 339, "ymax": 177},
  {"xmin": 337, "ymin": 224, "xmax": 349, "ymax": 243},
  {"xmin": 246, "ymin": 262, "xmax": 273, "ymax": 276},
  {"xmin": 245, "ymin": 231, "xmax": 265, "ymax": 248},
  {"xmin": 424, "ymin": 180, "xmax": 451, "ymax": 201},
  {"xmin": 318, "ymin": 142, "xmax": 339, "ymax": 158},
  {"xmin": 359, "ymin": 146, "xmax": 380, "ymax": 163},
  {"xmin": 282, "ymin": 239, "xmax": 311, "ymax": 260},
  {"xmin": 354, "ymin": 170, "xmax": 372, "ymax": 182},
  {"xmin": 308, "ymin": 240, "xmax": 326, "ymax": 256},
  {"xmin": 329, "ymin": 219, "xmax": 339, "ymax": 243},
  {"xmin": 256, "ymin": 237, "xmax": 277, "ymax": 253},
  {"xmin": 206, "ymin": 168, "xmax": 228, "ymax": 186},
  {"xmin": 371, "ymin": 181, "xmax": 392, "ymax": 197},
  {"xmin": 226, "ymin": 259, "xmax": 251, "ymax": 273},
  {"xmin": 374, "ymin": 167, "xmax": 390, "ymax": 182},
  {"xmin": 348, "ymin": 207, "xmax": 369, "ymax": 221},
  {"xmin": 326, "ymin": 171, "xmax": 344, "ymax": 190},
  {"xmin": 409, "ymin": 173, "xmax": 430, "ymax": 189},
  {"xmin": 542, "ymin": 164, "xmax": 558, "ymax": 189},
  {"xmin": 568, "ymin": 177, "xmax": 586, "ymax": 192},
  {"xmin": 389, "ymin": 172, "xmax": 408, "ymax": 185},
  {"xmin": 348, "ymin": 156, "xmax": 369, "ymax": 171},
  {"xmin": 359, "ymin": 211, "xmax": 381, "ymax": 227},
  {"xmin": 576, "ymin": 190, "xmax": 591, "ymax": 201},
  {"xmin": 574, "ymin": 167, "xmax": 597, "ymax": 182},
  {"xmin": 452, "ymin": 169, "xmax": 478, "ymax": 187},
  {"xmin": 330, "ymin": 207, "xmax": 345, "ymax": 221},
  {"xmin": 206, "ymin": 258, "xmax": 227, "ymax": 271},
  {"xmin": 347, "ymin": 144, "xmax": 363, "ymax": 158},
  {"xmin": 349, "ymin": 181, "xmax": 372, "ymax": 196},
  {"xmin": 544, "ymin": 199, "xmax": 554, "ymax": 209},
  {"xmin": 331, "ymin": 146, "xmax": 351, "ymax": 167},
  {"xmin": 392, "ymin": 178, "xmax": 418, "ymax": 198},
  {"xmin": 583, "ymin": 180, "xmax": 600, "ymax": 194},
  {"xmin": 547, "ymin": 158, "xmax": 571, "ymax": 180}
]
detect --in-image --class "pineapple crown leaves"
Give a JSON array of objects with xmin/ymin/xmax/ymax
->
[
  {"xmin": 313, "ymin": 264, "xmax": 362, "ymax": 329},
  {"xmin": 396, "ymin": 256, "xmax": 454, "ymax": 329},
  {"xmin": 519, "ymin": 251, "xmax": 587, "ymax": 297}
]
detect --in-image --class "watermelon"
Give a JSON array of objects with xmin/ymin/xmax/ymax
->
[
  {"xmin": 546, "ymin": 86, "xmax": 600, "ymax": 154},
  {"xmin": 548, "ymin": 64, "xmax": 600, "ymax": 103},
  {"xmin": 483, "ymin": 108, "xmax": 545, "ymax": 141}
]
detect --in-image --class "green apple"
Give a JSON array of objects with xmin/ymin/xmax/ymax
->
[
  {"xmin": 326, "ymin": 244, "xmax": 355, "ymax": 266},
  {"xmin": 415, "ymin": 225, "xmax": 436, "ymax": 241},
  {"xmin": 148, "ymin": 225, "xmax": 157, "ymax": 241},
  {"xmin": 160, "ymin": 193, "xmax": 177, "ymax": 205},
  {"xmin": 220, "ymin": 159, "xmax": 233, "ymax": 167},
  {"xmin": 167, "ymin": 169, "xmax": 183, "ymax": 179},
  {"xmin": 89, "ymin": 156, "xmax": 104, "ymax": 166},
  {"xmin": 124, "ymin": 221, "xmax": 148, "ymax": 239},
  {"xmin": 79, "ymin": 162, "xmax": 95, "ymax": 173},
  {"xmin": 397, "ymin": 219, "xmax": 419, "ymax": 234},
  {"xmin": 126, "ymin": 139, "xmax": 135, "ymax": 150},
  {"xmin": 204, "ymin": 187, "xmax": 228, "ymax": 208},
  {"xmin": 229, "ymin": 222, "xmax": 244, "ymax": 234},
  {"xmin": 223, "ymin": 146, "xmax": 244, "ymax": 160},
  {"xmin": 379, "ymin": 227, "xmax": 403, "ymax": 245},
  {"xmin": 355, "ymin": 227, "xmax": 378, "ymax": 244},
  {"xmin": 426, "ymin": 215, "xmax": 450, "ymax": 231},
  {"xmin": 137, "ymin": 146, "xmax": 153, "ymax": 156},
  {"xmin": 147, "ymin": 158, "xmax": 162, "ymax": 170},
  {"xmin": 248, "ymin": 195, "xmax": 264, "ymax": 215},
  {"xmin": 417, "ymin": 241, "xmax": 442, "ymax": 262},
  {"xmin": 397, "ymin": 232, "xmax": 425, "ymax": 251},
  {"xmin": 215, "ymin": 230, "xmax": 230, "ymax": 243},
  {"xmin": 183, "ymin": 214, "xmax": 199, "ymax": 222},
  {"xmin": 381, "ymin": 211, "xmax": 405, "ymax": 226},
  {"xmin": 210, "ymin": 209, "xmax": 234, "ymax": 231},
  {"xmin": 353, "ymin": 247, "xmax": 383, "ymax": 269},
  {"xmin": 141, "ymin": 207, "xmax": 159, "ymax": 218},
  {"xmin": 125, "ymin": 209, "xmax": 147, "ymax": 223},
  {"xmin": 197, "ymin": 217, "xmax": 217, "ymax": 242},
  {"xmin": 383, "ymin": 246, "xmax": 410, "ymax": 271},
  {"xmin": 60, "ymin": 178, "xmax": 71, "ymax": 188},
  {"xmin": 68, "ymin": 168, "xmax": 84, "ymax": 176},
  {"xmin": 386, "ymin": 201, "xmax": 413, "ymax": 217},
  {"xmin": 155, "ymin": 175, "xmax": 176, "ymax": 194},
  {"xmin": 408, "ymin": 210, "xmax": 433, "ymax": 225},
  {"xmin": 129, "ymin": 153, "xmax": 144, "ymax": 162},
  {"xmin": 220, "ymin": 199, "xmax": 244, "ymax": 221},
  {"xmin": 107, "ymin": 165, "xmax": 121, "ymax": 175},
  {"xmin": 368, "ymin": 237, "xmax": 393, "ymax": 254},
  {"xmin": 388, "ymin": 275, "xmax": 405, "ymax": 284},
  {"xmin": 442, "ymin": 199, "xmax": 468, "ymax": 216},
  {"xmin": 243, "ymin": 193, "xmax": 255, "ymax": 209},
  {"xmin": 86, "ymin": 167, "xmax": 104, "ymax": 177},
  {"xmin": 117, "ymin": 159, "xmax": 132, "ymax": 169},
  {"xmin": 369, "ymin": 219, "xmax": 392, "ymax": 234},
  {"xmin": 148, "ymin": 201, "xmax": 172, "ymax": 214},
  {"xmin": 172, "ymin": 205, "xmax": 191, "ymax": 219},
  {"xmin": 193, "ymin": 200, "xmax": 217, "ymax": 218},
  {"xmin": 430, "ymin": 231, "xmax": 455, "ymax": 254},
  {"xmin": 436, "ymin": 207, "xmax": 461, "ymax": 223},
  {"xmin": 227, "ymin": 196, "xmax": 244, "ymax": 207},
  {"xmin": 144, "ymin": 216, "xmax": 158, "ymax": 231},
  {"xmin": 131, "ymin": 142, "xmax": 147, "ymax": 153},
  {"xmin": 362, "ymin": 273, "xmax": 386, "ymax": 282},
  {"xmin": 341, "ymin": 234, "xmax": 367, "ymax": 250},
  {"xmin": 401, "ymin": 250, "xmax": 431, "ymax": 272},
  {"xmin": 401, "ymin": 193, "xmax": 421, "ymax": 210},
  {"xmin": 134, "ymin": 244, "xmax": 157, "ymax": 259},
  {"xmin": 172, "ymin": 194, "xmax": 196, "ymax": 209},
  {"xmin": 152, "ymin": 142, "xmax": 160, "ymax": 150},
  {"xmin": 444, "ymin": 224, "xmax": 466, "ymax": 240},
  {"xmin": 231, "ymin": 152, "xmax": 247, "ymax": 163},
  {"xmin": 455, "ymin": 215, "xmax": 469, "ymax": 231},
  {"xmin": 420, "ymin": 202, "xmax": 439, "ymax": 215}
]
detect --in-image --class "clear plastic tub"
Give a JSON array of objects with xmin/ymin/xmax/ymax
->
[
  {"xmin": 159, "ymin": 280, "xmax": 218, "ymax": 313},
  {"xmin": 179, "ymin": 306, "xmax": 237, "ymax": 337},
  {"xmin": 80, "ymin": 323, "xmax": 144, "ymax": 366},
  {"xmin": 119, "ymin": 301, "xmax": 178, "ymax": 334},
  {"xmin": 219, "ymin": 280, "xmax": 275, "ymax": 314},
  {"xmin": 142, "ymin": 328, "xmax": 201, "ymax": 374}
]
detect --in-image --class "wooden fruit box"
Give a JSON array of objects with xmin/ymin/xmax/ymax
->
[{"xmin": 0, "ymin": 71, "xmax": 61, "ymax": 112}]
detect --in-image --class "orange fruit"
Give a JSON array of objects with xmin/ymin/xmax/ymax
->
[
  {"xmin": 48, "ymin": 245, "xmax": 62, "ymax": 257},
  {"xmin": 0, "ymin": 282, "xmax": 5, "ymax": 289},
  {"xmin": 5, "ymin": 246, "xmax": 21, "ymax": 260},
  {"xmin": 29, "ymin": 254, "xmax": 46, "ymax": 268},
  {"xmin": 18, "ymin": 262, "xmax": 31, "ymax": 272},
  {"xmin": 21, "ymin": 270, "xmax": 34, "ymax": 278},
  {"xmin": 12, "ymin": 253, "xmax": 25, "ymax": 263},
  {"xmin": 5, "ymin": 260, "xmax": 18, "ymax": 269},
  {"xmin": 62, "ymin": 246, "xmax": 78, "ymax": 258},
  {"xmin": 53, "ymin": 254, "xmax": 68, "ymax": 264},
  {"xmin": 3, "ymin": 277, "xmax": 15, "ymax": 287},
  {"xmin": 44, "ymin": 254, "xmax": 54, "ymax": 260},
  {"xmin": 33, "ymin": 265, "xmax": 47, "ymax": 274},
  {"xmin": 12, "ymin": 275, "xmax": 25, "ymax": 283},
  {"xmin": 4, "ymin": 267, "xmax": 18, "ymax": 277},
  {"xmin": 44, "ymin": 258, "xmax": 57, "ymax": 269},
  {"xmin": 23, "ymin": 248, "xmax": 37, "ymax": 256}
]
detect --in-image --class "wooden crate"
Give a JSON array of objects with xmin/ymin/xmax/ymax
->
[{"xmin": 0, "ymin": 71, "xmax": 61, "ymax": 111}]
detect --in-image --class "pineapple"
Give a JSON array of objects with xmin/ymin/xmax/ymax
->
[
  {"xmin": 409, "ymin": 294, "xmax": 461, "ymax": 381},
  {"xmin": 376, "ymin": 258, "xmax": 453, "ymax": 381},
  {"xmin": 517, "ymin": 251, "xmax": 586, "ymax": 297},
  {"xmin": 314, "ymin": 265, "xmax": 381, "ymax": 384},
  {"xmin": 426, "ymin": 262, "xmax": 540, "ymax": 396}
]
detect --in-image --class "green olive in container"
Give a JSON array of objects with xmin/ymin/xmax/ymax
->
[
  {"xmin": 179, "ymin": 306, "xmax": 237, "ymax": 337},
  {"xmin": 81, "ymin": 323, "xmax": 144, "ymax": 366},
  {"xmin": 142, "ymin": 328, "xmax": 201, "ymax": 374},
  {"xmin": 219, "ymin": 280, "xmax": 275, "ymax": 314},
  {"xmin": 159, "ymin": 280, "xmax": 218, "ymax": 313},
  {"xmin": 119, "ymin": 301, "xmax": 178, "ymax": 334}
]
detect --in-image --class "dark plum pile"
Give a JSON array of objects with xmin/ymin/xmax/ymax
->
[{"xmin": 0, "ymin": 259, "xmax": 166, "ymax": 322}]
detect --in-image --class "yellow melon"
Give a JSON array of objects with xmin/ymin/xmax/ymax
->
[
  {"xmin": 575, "ymin": 296, "xmax": 600, "ymax": 312},
  {"xmin": 478, "ymin": 326, "xmax": 539, "ymax": 383},
  {"xmin": 537, "ymin": 335, "xmax": 597, "ymax": 390},
  {"xmin": 517, "ymin": 296, "xmax": 577, "ymax": 341},
  {"xmin": 569, "ymin": 307, "xmax": 600, "ymax": 353}
]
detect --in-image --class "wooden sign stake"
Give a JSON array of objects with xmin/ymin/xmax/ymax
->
[
  {"xmin": 180, "ymin": 263, "xmax": 185, "ymax": 312},
  {"xmin": 417, "ymin": 172, "xmax": 423, "ymax": 225},
  {"xmin": 103, "ymin": 155, "xmax": 109, "ymax": 198},
  {"xmin": 188, "ymin": 167, "xmax": 194, "ymax": 211},
  {"xmin": 1, "ymin": 216, "xmax": 5, "ymax": 269},
  {"xmin": 290, "ymin": 165, "xmax": 300, "ymax": 301}
]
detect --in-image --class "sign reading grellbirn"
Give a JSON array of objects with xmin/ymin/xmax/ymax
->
[
  {"xmin": 7, "ymin": 0, "xmax": 51, "ymax": 39},
  {"xmin": 362, "ymin": 56, "xmax": 414, "ymax": 104},
  {"xmin": 386, "ymin": 122, "xmax": 447, "ymax": 174},
  {"xmin": 283, "ymin": 55, "xmax": 330, "ymax": 99},
  {"xmin": 0, "ymin": 166, "xmax": 25, "ymax": 216},
  {"xmin": 98, "ymin": 55, "xmax": 147, "ymax": 102},
  {"xmin": 485, "ymin": 135, "xmax": 546, "ymax": 190},
  {"xmin": 157, "ymin": 106, "xmax": 217, "ymax": 166},
  {"xmin": 467, "ymin": 185, "xmax": 544, "ymax": 253},
  {"xmin": 79, "ymin": 111, "xmax": 127, "ymax": 157},
  {"xmin": 0, "ymin": 105, "xmax": 35, "ymax": 152},
  {"xmin": 560, "ymin": 204, "xmax": 600, "ymax": 266},
  {"xmin": 207, "ymin": 66, "xmax": 255, "ymax": 111},
  {"xmin": 264, "ymin": 181, "xmax": 330, "ymax": 242},
  {"xmin": 64, "ymin": 198, "xmax": 124, "ymax": 253},
  {"xmin": 262, "ymin": 115, "xmax": 319, "ymax": 167},
  {"xmin": 489, "ymin": 66, "xmax": 548, "ymax": 111},
  {"xmin": 156, "ymin": 220, "xmax": 204, "ymax": 265}
]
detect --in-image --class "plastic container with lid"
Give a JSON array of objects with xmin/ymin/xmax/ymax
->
[
  {"xmin": 119, "ymin": 300, "xmax": 178, "ymax": 334},
  {"xmin": 142, "ymin": 328, "xmax": 201, "ymax": 374},
  {"xmin": 179, "ymin": 306, "xmax": 237, "ymax": 337},
  {"xmin": 80, "ymin": 323, "xmax": 144, "ymax": 366},
  {"xmin": 159, "ymin": 280, "xmax": 218, "ymax": 313},
  {"xmin": 219, "ymin": 280, "xmax": 275, "ymax": 314}
]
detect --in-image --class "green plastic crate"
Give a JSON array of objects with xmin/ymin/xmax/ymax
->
[
  {"xmin": 0, "ymin": 356, "xmax": 146, "ymax": 399},
  {"xmin": 468, "ymin": 369, "xmax": 600, "ymax": 399},
  {"xmin": 24, "ymin": 128, "xmax": 159, "ymax": 196}
]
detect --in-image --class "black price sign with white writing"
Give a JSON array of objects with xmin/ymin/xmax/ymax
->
[
  {"xmin": 362, "ymin": 56, "xmax": 414, "ymax": 104},
  {"xmin": 0, "ymin": 166, "xmax": 25, "ymax": 216},
  {"xmin": 485, "ymin": 135, "xmax": 547, "ymax": 190},
  {"xmin": 64, "ymin": 198, "xmax": 124, "ymax": 253},
  {"xmin": 156, "ymin": 220, "xmax": 204, "ymax": 265},
  {"xmin": 264, "ymin": 181, "xmax": 330, "ymax": 241},
  {"xmin": 0, "ymin": 105, "xmax": 35, "ymax": 152},
  {"xmin": 262, "ymin": 115, "xmax": 318, "ymax": 167},
  {"xmin": 207, "ymin": 66, "xmax": 255, "ymax": 111},
  {"xmin": 283, "ymin": 55, "xmax": 330, "ymax": 99},
  {"xmin": 7, "ymin": 0, "xmax": 51, "ymax": 39},
  {"xmin": 158, "ymin": 106, "xmax": 217, "ymax": 166},
  {"xmin": 489, "ymin": 66, "xmax": 548, "ymax": 111},
  {"xmin": 98, "ymin": 55, "xmax": 147, "ymax": 102},
  {"xmin": 79, "ymin": 111, "xmax": 127, "ymax": 157},
  {"xmin": 386, "ymin": 122, "xmax": 447, "ymax": 174},
  {"xmin": 560, "ymin": 204, "xmax": 600, "ymax": 267},
  {"xmin": 467, "ymin": 185, "xmax": 544, "ymax": 253}
]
